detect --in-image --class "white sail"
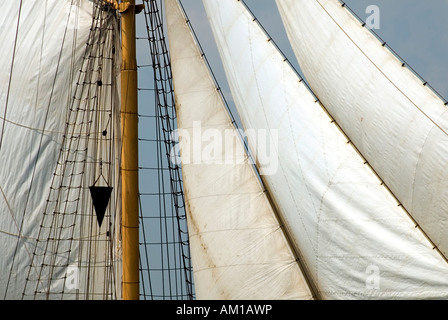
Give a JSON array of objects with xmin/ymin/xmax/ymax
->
[
  {"xmin": 203, "ymin": 0, "xmax": 448, "ymax": 299},
  {"xmin": 165, "ymin": 0, "xmax": 313, "ymax": 300},
  {"xmin": 0, "ymin": 0, "xmax": 121, "ymax": 299},
  {"xmin": 276, "ymin": 0, "xmax": 448, "ymax": 259}
]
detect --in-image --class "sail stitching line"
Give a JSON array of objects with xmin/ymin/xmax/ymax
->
[
  {"xmin": 239, "ymin": 4, "xmax": 305, "ymax": 242},
  {"xmin": 235, "ymin": 0, "xmax": 321, "ymax": 299},
  {"xmin": 0, "ymin": 118, "xmax": 110, "ymax": 135},
  {"xmin": 278, "ymin": 52, "xmax": 321, "ymax": 294}
]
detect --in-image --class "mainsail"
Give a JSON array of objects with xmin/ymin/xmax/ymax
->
[{"xmin": 202, "ymin": 0, "xmax": 448, "ymax": 299}]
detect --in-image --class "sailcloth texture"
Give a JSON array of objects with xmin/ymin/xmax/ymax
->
[
  {"xmin": 0, "ymin": 0, "xmax": 121, "ymax": 299},
  {"xmin": 203, "ymin": 0, "xmax": 448, "ymax": 299},
  {"xmin": 277, "ymin": 0, "xmax": 448, "ymax": 260},
  {"xmin": 165, "ymin": 0, "xmax": 313, "ymax": 300}
]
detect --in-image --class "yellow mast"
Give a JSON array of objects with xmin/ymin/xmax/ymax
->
[{"xmin": 119, "ymin": 0, "xmax": 140, "ymax": 300}]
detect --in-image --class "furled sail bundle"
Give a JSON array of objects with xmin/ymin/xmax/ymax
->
[
  {"xmin": 276, "ymin": 0, "xmax": 448, "ymax": 260},
  {"xmin": 0, "ymin": 0, "xmax": 121, "ymax": 299},
  {"xmin": 165, "ymin": 0, "xmax": 312, "ymax": 300},
  {"xmin": 202, "ymin": 0, "xmax": 448, "ymax": 299}
]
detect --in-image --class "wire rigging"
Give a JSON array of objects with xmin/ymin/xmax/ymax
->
[{"xmin": 138, "ymin": 0, "xmax": 194, "ymax": 300}]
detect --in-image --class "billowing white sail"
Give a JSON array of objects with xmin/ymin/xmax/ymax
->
[
  {"xmin": 277, "ymin": 0, "xmax": 448, "ymax": 260},
  {"xmin": 203, "ymin": 0, "xmax": 448, "ymax": 299},
  {"xmin": 165, "ymin": 0, "xmax": 313, "ymax": 300},
  {"xmin": 0, "ymin": 0, "xmax": 121, "ymax": 299}
]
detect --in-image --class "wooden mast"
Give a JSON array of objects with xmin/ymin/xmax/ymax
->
[{"xmin": 120, "ymin": 0, "xmax": 140, "ymax": 300}]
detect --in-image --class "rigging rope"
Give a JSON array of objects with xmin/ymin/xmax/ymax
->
[
  {"xmin": 20, "ymin": 2, "xmax": 120, "ymax": 300},
  {"xmin": 138, "ymin": 0, "xmax": 194, "ymax": 300}
]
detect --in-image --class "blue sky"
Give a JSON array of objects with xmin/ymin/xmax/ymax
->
[{"xmin": 178, "ymin": 0, "xmax": 448, "ymax": 100}]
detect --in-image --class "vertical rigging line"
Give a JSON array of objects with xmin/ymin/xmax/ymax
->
[{"xmin": 0, "ymin": 0, "xmax": 23, "ymax": 152}]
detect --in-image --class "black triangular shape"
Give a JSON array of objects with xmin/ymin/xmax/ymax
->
[{"xmin": 89, "ymin": 186, "xmax": 113, "ymax": 227}]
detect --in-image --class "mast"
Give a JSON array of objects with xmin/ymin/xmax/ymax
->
[{"xmin": 119, "ymin": 0, "xmax": 140, "ymax": 300}]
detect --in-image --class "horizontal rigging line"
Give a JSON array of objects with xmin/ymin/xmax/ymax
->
[
  {"xmin": 138, "ymin": 138, "xmax": 173, "ymax": 142},
  {"xmin": 138, "ymin": 114, "xmax": 158, "ymax": 118},
  {"xmin": 140, "ymin": 294, "xmax": 193, "ymax": 299},
  {"xmin": 139, "ymin": 241, "xmax": 189, "ymax": 247},
  {"xmin": 0, "ymin": 117, "xmax": 64, "ymax": 134},
  {"xmin": 140, "ymin": 267, "xmax": 190, "ymax": 272},
  {"xmin": 140, "ymin": 215, "xmax": 185, "ymax": 219}
]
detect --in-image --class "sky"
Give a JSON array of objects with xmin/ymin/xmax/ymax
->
[{"xmin": 177, "ymin": 0, "xmax": 448, "ymax": 100}]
